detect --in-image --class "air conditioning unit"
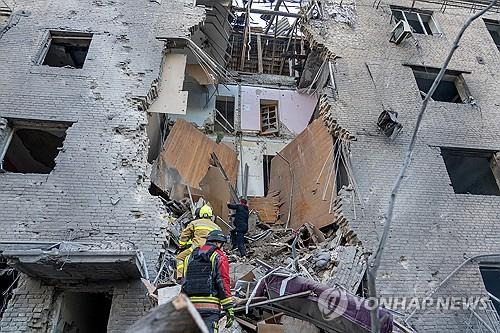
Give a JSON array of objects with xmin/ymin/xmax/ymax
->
[{"xmin": 390, "ymin": 20, "xmax": 412, "ymax": 45}]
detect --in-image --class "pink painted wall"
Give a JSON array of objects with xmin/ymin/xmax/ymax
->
[{"xmin": 240, "ymin": 86, "xmax": 317, "ymax": 135}]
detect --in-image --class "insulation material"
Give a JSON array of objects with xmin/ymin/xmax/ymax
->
[
  {"xmin": 240, "ymin": 87, "xmax": 317, "ymax": 135},
  {"xmin": 248, "ymin": 195, "xmax": 281, "ymax": 225},
  {"xmin": 199, "ymin": 166, "xmax": 232, "ymax": 234},
  {"xmin": 148, "ymin": 53, "xmax": 189, "ymax": 114},
  {"xmin": 151, "ymin": 119, "xmax": 238, "ymax": 193},
  {"xmin": 268, "ymin": 119, "xmax": 336, "ymax": 230}
]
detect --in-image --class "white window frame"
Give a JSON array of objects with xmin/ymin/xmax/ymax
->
[{"xmin": 392, "ymin": 8, "xmax": 441, "ymax": 36}]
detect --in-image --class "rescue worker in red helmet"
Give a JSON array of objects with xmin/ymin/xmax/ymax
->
[{"xmin": 182, "ymin": 230, "xmax": 234, "ymax": 333}]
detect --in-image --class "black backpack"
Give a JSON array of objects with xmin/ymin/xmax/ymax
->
[{"xmin": 182, "ymin": 246, "xmax": 217, "ymax": 296}]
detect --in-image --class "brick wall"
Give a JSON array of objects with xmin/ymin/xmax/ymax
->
[
  {"xmin": 306, "ymin": 0, "xmax": 500, "ymax": 331},
  {"xmin": 0, "ymin": 0, "xmax": 205, "ymax": 331}
]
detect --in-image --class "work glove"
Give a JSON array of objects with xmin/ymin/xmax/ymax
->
[{"xmin": 225, "ymin": 307, "xmax": 235, "ymax": 328}]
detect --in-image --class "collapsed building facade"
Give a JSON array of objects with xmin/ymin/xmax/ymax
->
[{"xmin": 0, "ymin": 0, "xmax": 499, "ymax": 332}]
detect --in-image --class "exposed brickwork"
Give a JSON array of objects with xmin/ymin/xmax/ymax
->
[
  {"xmin": 306, "ymin": 0, "xmax": 500, "ymax": 331},
  {"xmin": 0, "ymin": 0, "xmax": 205, "ymax": 331}
]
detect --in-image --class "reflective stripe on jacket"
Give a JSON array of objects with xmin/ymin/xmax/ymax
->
[
  {"xmin": 178, "ymin": 218, "xmax": 221, "ymax": 248},
  {"xmin": 183, "ymin": 243, "xmax": 234, "ymax": 311}
]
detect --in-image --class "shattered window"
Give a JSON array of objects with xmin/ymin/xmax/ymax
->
[
  {"xmin": 0, "ymin": 119, "xmax": 71, "ymax": 174},
  {"xmin": 260, "ymin": 100, "xmax": 279, "ymax": 135},
  {"xmin": 214, "ymin": 96, "xmax": 235, "ymax": 133},
  {"xmin": 410, "ymin": 66, "xmax": 471, "ymax": 103},
  {"xmin": 440, "ymin": 148, "xmax": 500, "ymax": 196},
  {"xmin": 484, "ymin": 19, "xmax": 500, "ymax": 51},
  {"xmin": 391, "ymin": 7, "xmax": 440, "ymax": 36},
  {"xmin": 41, "ymin": 31, "xmax": 92, "ymax": 69}
]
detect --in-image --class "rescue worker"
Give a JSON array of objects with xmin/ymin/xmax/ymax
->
[
  {"xmin": 182, "ymin": 230, "xmax": 234, "ymax": 333},
  {"xmin": 176, "ymin": 204, "xmax": 221, "ymax": 279},
  {"xmin": 227, "ymin": 198, "xmax": 249, "ymax": 257}
]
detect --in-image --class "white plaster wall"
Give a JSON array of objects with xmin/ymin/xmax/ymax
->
[
  {"xmin": 240, "ymin": 86, "xmax": 317, "ymax": 134},
  {"xmin": 238, "ymin": 137, "xmax": 291, "ymax": 197}
]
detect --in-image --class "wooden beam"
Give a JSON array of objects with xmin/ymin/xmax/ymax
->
[
  {"xmin": 232, "ymin": 6, "xmax": 301, "ymax": 18},
  {"xmin": 256, "ymin": 34, "xmax": 263, "ymax": 73},
  {"xmin": 264, "ymin": 0, "xmax": 285, "ymax": 34},
  {"xmin": 239, "ymin": 0, "xmax": 253, "ymax": 71}
]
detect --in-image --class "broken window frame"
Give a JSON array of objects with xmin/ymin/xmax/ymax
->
[
  {"xmin": 0, "ymin": 119, "xmax": 72, "ymax": 174},
  {"xmin": 440, "ymin": 147, "xmax": 500, "ymax": 196},
  {"xmin": 391, "ymin": 6, "xmax": 441, "ymax": 36},
  {"xmin": 484, "ymin": 18, "xmax": 500, "ymax": 51},
  {"xmin": 408, "ymin": 65, "xmax": 472, "ymax": 103},
  {"xmin": 214, "ymin": 96, "xmax": 235, "ymax": 134},
  {"xmin": 38, "ymin": 30, "xmax": 93, "ymax": 69},
  {"xmin": 260, "ymin": 99, "xmax": 279, "ymax": 135}
]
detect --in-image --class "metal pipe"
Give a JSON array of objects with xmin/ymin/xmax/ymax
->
[{"xmin": 234, "ymin": 290, "xmax": 312, "ymax": 312}]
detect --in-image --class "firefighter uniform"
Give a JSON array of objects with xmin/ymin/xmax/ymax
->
[
  {"xmin": 182, "ymin": 231, "xmax": 234, "ymax": 333},
  {"xmin": 176, "ymin": 217, "xmax": 221, "ymax": 279}
]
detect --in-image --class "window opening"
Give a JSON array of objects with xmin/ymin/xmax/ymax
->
[
  {"xmin": 41, "ymin": 31, "xmax": 92, "ymax": 69},
  {"xmin": 484, "ymin": 19, "xmax": 500, "ymax": 51},
  {"xmin": 214, "ymin": 96, "xmax": 235, "ymax": 133},
  {"xmin": 54, "ymin": 292, "xmax": 112, "ymax": 333},
  {"xmin": 480, "ymin": 266, "xmax": 500, "ymax": 315},
  {"xmin": 410, "ymin": 66, "xmax": 471, "ymax": 103},
  {"xmin": 263, "ymin": 154, "xmax": 275, "ymax": 196},
  {"xmin": 440, "ymin": 147, "xmax": 500, "ymax": 195},
  {"xmin": 0, "ymin": 120, "xmax": 71, "ymax": 174},
  {"xmin": 260, "ymin": 100, "xmax": 279, "ymax": 135},
  {"xmin": 391, "ymin": 7, "xmax": 440, "ymax": 36}
]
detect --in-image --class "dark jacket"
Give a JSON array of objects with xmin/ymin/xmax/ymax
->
[
  {"xmin": 227, "ymin": 203, "xmax": 249, "ymax": 233},
  {"xmin": 182, "ymin": 243, "xmax": 234, "ymax": 312}
]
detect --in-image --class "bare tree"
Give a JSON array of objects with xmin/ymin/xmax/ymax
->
[{"xmin": 366, "ymin": 1, "xmax": 498, "ymax": 332}]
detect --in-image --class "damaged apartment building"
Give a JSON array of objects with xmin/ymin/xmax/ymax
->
[{"xmin": 0, "ymin": 0, "xmax": 500, "ymax": 332}]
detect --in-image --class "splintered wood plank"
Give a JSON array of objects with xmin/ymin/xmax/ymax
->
[
  {"xmin": 125, "ymin": 294, "xmax": 208, "ymax": 333},
  {"xmin": 268, "ymin": 119, "xmax": 336, "ymax": 229},
  {"xmin": 152, "ymin": 120, "xmax": 239, "ymax": 192}
]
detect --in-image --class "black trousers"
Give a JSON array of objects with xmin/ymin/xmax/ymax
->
[
  {"xmin": 199, "ymin": 311, "xmax": 220, "ymax": 333},
  {"xmin": 231, "ymin": 230, "xmax": 246, "ymax": 257}
]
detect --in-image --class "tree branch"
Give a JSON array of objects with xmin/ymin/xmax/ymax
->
[{"xmin": 366, "ymin": 1, "xmax": 498, "ymax": 332}]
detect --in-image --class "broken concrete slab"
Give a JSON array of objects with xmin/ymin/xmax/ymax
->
[
  {"xmin": 148, "ymin": 53, "xmax": 188, "ymax": 115},
  {"xmin": 158, "ymin": 285, "xmax": 182, "ymax": 305},
  {"xmin": 2, "ymin": 247, "xmax": 147, "ymax": 282}
]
